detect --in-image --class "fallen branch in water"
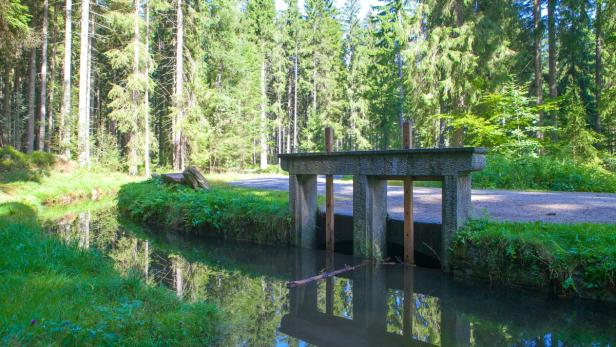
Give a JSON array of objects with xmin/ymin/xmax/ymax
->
[{"xmin": 287, "ymin": 261, "xmax": 371, "ymax": 288}]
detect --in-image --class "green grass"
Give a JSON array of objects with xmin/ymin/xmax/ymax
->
[
  {"xmin": 0, "ymin": 167, "xmax": 140, "ymax": 208},
  {"xmin": 452, "ymin": 219, "xmax": 616, "ymax": 299},
  {"xmin": 472, "ymin": 155, "xmax": 616, "ymax": 193},
  {"xmin": 0, "ymin": 202, "xmax": 219, "ymax": 346},
  {"xmin": 118, "ymin": 178, "xmax": 293, "ymax": 245},
  {"xmin": 336, "ymin": 155, "xmax": 616, "ymax": 192}
]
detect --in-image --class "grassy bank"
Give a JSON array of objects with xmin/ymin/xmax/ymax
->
[
  {"xmin": 451, "ymin": 220, "xmax": 616, "ymax": 301},
  {"xmin": 117, "ymin": 178, "xmax": 292, "ymax": 245},
  {"xmin": 0, "ymin": 201, "xmax": 219, "ymax": 345},
  {"xmin": 0, "ymin": 151, "xmax": 220, "ymax": 345},
  {"xmin": 339, "ymin": 154, "xmax": 616, "ymax": 193},
  {"xmin": 472, "ymin": 155, "xmax": 616, "ymax": 193},
  {"xmin": 1, "ymin": 147, "xmax": 139, "ymax": 207}
]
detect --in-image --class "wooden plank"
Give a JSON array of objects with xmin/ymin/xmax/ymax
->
[
  {"xmin": 325, "ymin": 127, "xmax": 334, "ymax": 253},
  {"xmin": 325, "ymin": 127, "xmax": 335, "ymax": 313},
  {"xmin": 403, "ymin": 121, "xmax": 415, "ymax": 264}
]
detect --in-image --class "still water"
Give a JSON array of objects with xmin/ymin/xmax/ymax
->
[{"xmin": 44, "ymin": 203, "xmax": 616, "ymax": 347}]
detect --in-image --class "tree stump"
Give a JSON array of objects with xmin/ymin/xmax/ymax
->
[{"xmin": 182, "ymin": 166, "xmax": 210, "ymax": 190}]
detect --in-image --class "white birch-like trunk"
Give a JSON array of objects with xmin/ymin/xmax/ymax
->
[
  {"xmin": 60, "ymin": 0, "xmax": 72, "ymax": 158},
  {"xmin": 144, "ymin": 1, "xmax": 151, "ymax": 177},
  {"xmin": 27, "ymin": 50, "xmax": 36, "ymax": 153},
  {"xmin": 129, "ymin": 0, "xmax": 140, "ymax": 176},
  {"xmin": 77, "ymin": 0, "xmax": 90, "ymax": 167},
  {"xmin": 259, "ymin": 58, "xmax": 268, "ymax": 169},
  {"xmin": 38, "ymin": 0, "xmax": 49, "ymax": 151},
  {"xmin": 173, "ymin": 0, "xmax": 184, "ymax": 170}
]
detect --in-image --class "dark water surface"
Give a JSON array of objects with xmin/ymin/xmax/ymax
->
[{"xmin": 44, "ymin": 204, "xmax": 616, "ymax": 347}]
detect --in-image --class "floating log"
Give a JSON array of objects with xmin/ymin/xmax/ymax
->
[
  {"xmin": 182, "ymin": 166, "xmax": 210, "ymax": 190},
  {"xmin": 286, "ymin": 261, "xmax": 370, "ymax": 288}
]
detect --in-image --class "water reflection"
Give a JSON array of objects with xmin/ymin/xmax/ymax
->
[{"xmin": 45, "ymin": 206, "xmax": 616, "ymax": 347}]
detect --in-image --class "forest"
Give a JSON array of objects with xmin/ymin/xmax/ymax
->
[{"xmin": 0, "ymin": 0, "xmax": 615, "ymax": 175}]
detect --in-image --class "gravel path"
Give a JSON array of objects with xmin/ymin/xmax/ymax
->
[{"xmin": 230, "ymin": 176, "xmax": 616, "ymax": 224}]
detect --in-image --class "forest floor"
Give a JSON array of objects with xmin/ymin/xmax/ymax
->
[{"xmin": 229, "ymin": 175, "xmax": 616, "ymax": 224}]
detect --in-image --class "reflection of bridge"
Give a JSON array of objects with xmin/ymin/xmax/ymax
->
[{"xmin": 280, "ymin": 253, "xmax": 471, "ymax": 347}]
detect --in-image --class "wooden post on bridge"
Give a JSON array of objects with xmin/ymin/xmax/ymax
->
[
  {"xmin": 403, "ymin": 122, "xmax": 414, "ymax": 264},
  {"xmin": 325, "ymin": 127, "xmax": 335, "ymax": 252},
  {"xmin": 325, "ymin": 127, "xmax": 335, "ymax": 314}
]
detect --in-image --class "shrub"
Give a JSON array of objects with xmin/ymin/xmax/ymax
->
[
  {"xmin": 117, "ymin": 179, "xmax": 292, "ymax": 245},
  {"xmin": 0, "ymin": 147, "xmax": 55, "ymax": 183},
  {"xmin": 472, "ymin": 155, "xmax": 616, "ymax": 193},
  {"xmin": 452, "ymin": 219, "xmax": 616, "ymax": 299}
]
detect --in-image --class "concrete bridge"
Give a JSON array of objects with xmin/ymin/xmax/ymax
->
[{"xmin": 280, "ymin": 147, "xmax": 487, "ymax": 270}]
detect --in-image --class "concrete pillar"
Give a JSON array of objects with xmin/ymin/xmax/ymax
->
[
  {"xmin": 353, "ymin": 175, "xmax": 387, "ymax": 260},
  {"xmin": 289, "ymin": 174, "xmax": 318, "ymax": 249},
  {"xmin": 441, "ymin": 175, "xmax": 471, "ymax": 271}
]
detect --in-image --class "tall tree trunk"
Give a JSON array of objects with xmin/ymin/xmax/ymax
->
[
  {"xmin": 144, "ymin": 0, "xmax": 150, "ymax": 176},
  {"xmin": 259, "ymin": 57, "xmax": 268, "ymax": 169},
  {"xmin": 38, "ymin": 0, "xmax": 49, "ymax": 151},
  {"xmin": 129, "ymin": 0, "xmax": 140, "ymax": 176},
  {"xmin": 395, "ymin": 7, "xmax": 405, "ymax": 129},
  {"xmin": 533, "ymin": 0, "xmax": 544, "ymax": 139},
  {"xmin": 173, "ymin": 0, "xmax": 184, "ymax": 170},
  {"xmin": 595, "ymin": 0, "xmax": 602, "ymax": 133},
  {"xmin": 293, "ymin": 54, "xmax": 298, "ymax": 152},
  {"xmin": 548, "ymin": 0, "xmax": 557, "ymax": 100},
  {"xmin": 77, "ymin": 0, "xmax": 90, "ymax": 167},
  {"xmin": 2, "ymin": 67, "xmax": 11, "ymax": 147},
  {"xmin": 27, "ymin": 50, "xmax": 36, "ymax": 153},
  {"xmin": 452, "ymin": 0, "xmax": 465, "ymax": 146},
  {"xmin": 61, "ymin": 0, "xmax": 72, "ymax": 158}
]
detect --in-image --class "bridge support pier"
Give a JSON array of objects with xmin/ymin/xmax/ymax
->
[
  {"xmin": 353, "ymin": 175, "xmax": 388, "ymax": 260},
  {"xmin": 441, "ymin": 175, "xmax": 472, "ymax": 271},
  {"xmin": 289, "ymin": 174, "xmax": 318, "ymax": 249}
]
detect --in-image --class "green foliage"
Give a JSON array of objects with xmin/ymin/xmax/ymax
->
[
  {"xmin": 473, "ymin": 154, "xmax": 616, "ymax": 193},
  {"xmin": 0, "ymin": 202, "xmax": 219, "ymax": 345},
  {"xmin": 0, "ymin": 146, "xmax": 55, "ymax": 183},
  {"xmin": 117, "ymin": 178, "xmax": 292, "ymax": 245},
  {"xmin": 452, "ymin": 219, "xmax": 616, "ymax": 299}
]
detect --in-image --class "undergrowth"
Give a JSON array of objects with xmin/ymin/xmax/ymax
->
[
  {"xmin": 117, "ymin": 179, "xmax": 292, "ymax": 245},
  {"xmin": 452, "ymin": 219, "xmax": 616, "ymax": 299},
  {"xmin": 472, "ymin": 155, "xmax": 616, "ymax": 192},
  {"xmin": 0, "ymin": 202, "xmax": 219, "ymax": 346}
]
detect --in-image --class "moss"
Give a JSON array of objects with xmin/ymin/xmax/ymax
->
[
  {"xmin": 451, "ymin": 220, "xmax": 616, "ymax": 300},
  {"xmin": 117, "ymin": 179, "xmax": 292, "ymax": 245}
]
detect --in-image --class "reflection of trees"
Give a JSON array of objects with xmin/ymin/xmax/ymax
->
[
  {"xmin": 44, "ymin": 206, "xmax": 616, "ymax": 347},
  {"xmin": 317, "ymin": 277, "xmax": 353, "ymax": 319},
  {"xmin": 46, "ymin": 206, "xmax": 295, "ymax": 346},
  {"xmin": 386, "ymin": 289, "xmax": 441, "ymax": 346}
]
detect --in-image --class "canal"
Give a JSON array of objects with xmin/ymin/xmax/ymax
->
[{"xmin": 44, "ymin": 201, "xmax": 616, "ymax": 346}]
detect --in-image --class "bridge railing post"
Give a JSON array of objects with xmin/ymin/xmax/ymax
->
[{"xmin": 402, "ymin": 121, "xmax": 414, "ymax": 265}]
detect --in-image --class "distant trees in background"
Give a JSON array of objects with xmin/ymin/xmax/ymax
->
[{"xmin": 0, "ymin": 0, "xmax": 615, "ymax": 174}]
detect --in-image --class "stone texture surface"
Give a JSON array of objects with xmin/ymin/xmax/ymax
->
[
  {"xmin": 289, "ymin": 174, "xmax": 318, "ymax": 249},
  {"xmin": 280, "ymin": 148, "xmax": 486, "ymax": 177},
  {"xmin": 352, "ymin": 176, "xmax": 388, "ymax": 260}
]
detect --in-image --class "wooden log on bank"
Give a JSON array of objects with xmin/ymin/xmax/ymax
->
[
  {"xmin": 183, "ymin": 166, "xmax": 210, "ymax": 190},
  {"xmin": 160, "ymin": 167, "xmax": 209, "ymax": 190},
  {"xmin": 161, "ymin": 173, "xmax": 185, "ymax": 185}
]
